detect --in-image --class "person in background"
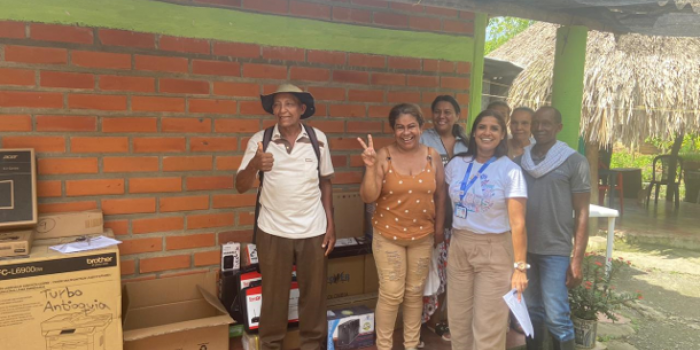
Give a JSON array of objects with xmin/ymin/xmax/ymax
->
[
  {"xmin": 358, "ymin": 103, "xmax": 445, "ymax": 350},
  {"xmin": 514, "ymin": 107, "xmax": 591, "ymax": 350},
  {"xmin": 487, "ymin": 100, "xmax": 511, "ymax": 121},
  {"xmin": 418, "ymin": 95, "xmax": 470, "ymax": 343},
  {"xmin": 445, "ymin": 109, "xmax": 528, "ymax": 350},
  {"xmin": 507, "ymin": 107, "xmax": 536, "ymax": 160}
]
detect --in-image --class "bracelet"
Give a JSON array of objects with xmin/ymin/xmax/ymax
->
[{"xmin": 514, "ymin": 261, "xmax": 530, "ymax": 272}]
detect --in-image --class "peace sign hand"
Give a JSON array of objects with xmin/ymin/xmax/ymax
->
[{"xmin": 357, "ymin": 134, "xmax": 377, "ymax": 168}]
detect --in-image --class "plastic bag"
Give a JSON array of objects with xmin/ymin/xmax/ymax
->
[{"xmin": 423, "ymin": 247, "xmax": 440, "ymax": 296}]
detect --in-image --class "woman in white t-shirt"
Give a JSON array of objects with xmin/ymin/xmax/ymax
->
[{"xmin": 444, "ymin": 109, "xmax": 528, "ymax": 350}]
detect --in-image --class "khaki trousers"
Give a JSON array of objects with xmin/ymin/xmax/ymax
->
[
  {"xmin": 257, "ymin": 230, "xmax": 327, "ymax": 350},
  {"xmin": 447, "ymin": 230, "xmax": 513, "ymax": 350},
  {"xmin": 373, "ymin": 232, "xmax": 433, "ymax": 350}
]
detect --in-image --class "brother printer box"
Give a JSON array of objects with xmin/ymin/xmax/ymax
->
[
  {"xmin": 0, "ymin": 230, "xmax": 122, "ymax": 350},
  {"xmin": 327, "ymin": 305, "xmax": 374, "ymax": 350},
  {"xmin": 35, "ymin": 210, "xmax": 104, "ymax": 240}
]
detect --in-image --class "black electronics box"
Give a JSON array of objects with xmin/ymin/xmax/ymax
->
[{"xmin": 0, "ymin": 149, "xmax": 37, "ymax": 228}]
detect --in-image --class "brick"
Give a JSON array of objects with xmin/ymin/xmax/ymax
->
[
  {"xmin": 351, "ymin": 0, "xmax": 387, "ymax": 7},
  {"xmin": 38, "ymin": 158, "xmax": 98, "ymax": 175},
  {"xmin": 424, "ymin": 5, "xmax": 458, "ymax": 17},
  {"xmin": 71, "ymin": 137, "xmax": 128, "ymax": 153},
  {"xmin": 135, "ymin": 55, "xmax": 188, "ymax": 73},
  {"xmin": 186, "ymin": 176, "xmax": 234, "ymax": 191},
  {"xmin": 214, "ymin": 119, "xmax": 259, "ymax": 133},
  {"xmin": 348, "ymin": 53, "xmax": 386, "ymax": 69},
  {"xmin": 306, "ymin": 87, "xmax": 344, "ymax": 102},
  {"xmin": 212, "ymin": 41, "xmax": 260, "ymax": 58},
  {"xmin": 0, "ymin": 91, "xmax": 63, "ymax": 109},
  {"xmin": 331, "ymin": 155, "xmax": 347, "ymax": 167},
  {"xmin": 373, "ymin": 12, "xmax": 409, "ymax": 28},
  {"xmin": 423, "ymin": 59, "xmax": 439, "ymax": 72},
  {"xmin": 314, "ymin": 104, "xmax": 328, "ymax": 117},
  {"xmin": 68, "ymin": 94, "xmax": 126, "ymax": 111},
  {"xmin": 409, "ymin": 16, "xmax": 442, "ymax": 31},
  {"xmin": 99, "ymin": 75, "xmax": 154, "ymax": 93},
  {"xmin": 4, "ymin": 46, "xmax": 67, "ymax": 65},
  {"xmin": 422, "ymin": 91, "xmax": 441, "ymax": 104},
  {"xmin": 348, "ymin": 89, "xmax": 384, "ymax": 103},
  {"xmin": 388, "ymin": 57, "xmax": 422, "ymax": 71},
  {"xmin": 213, "ymin": 82, "xmax": 258, "ymax": 97},
  {"xmin": 443, "ymin": 20, "xmax": 474, "ymax": 35},
  {"xmin": 218, "ymin": 230, "xmax": 253, "ymax": 244},
  {"xmin": 39, "ymin": 201, "xmax": 97, "ymax": 214},
  {"xmin": 159, "ymin": 35, "xmax": 210, "ymax": 54},
  {"xmin": 262, "ymin": 46, "xmax": 305, "ymax": 62},
  {"xmin": 290, "ymin": 66, "xmax": 330, "ymax": 82},
  {"xmin": 387, "ymin": 91, "xmax": 420, "ymax": 103},
  {"xmin": 241, "ymin": 0, "xmax": 288, "ymax": 14},
  {"xmin": 132, "ymin": 96, "xmax": 185, "ymax": 112},
  {"xmin": 129, "ymin": 177, "xmax": 182, "ymax": 194},
  {"xmin": 334, "ymin": 171, "xmax": 362, "ymax": 184},
  {"xmin": 307, "ymin": 120, "xmax": 344, "ymax": 133},
  {"xmin": 329, "ymin": 138, "xmax": 361, "ymax": 150},
  {"xmin": 0, "ymin": 115, "xmax": 32, "ymax": 131},
  {"xmin": 66, "ymin": 178, "xmax": 125, "ymax": 196},
  {"xmin": 37, "ymin": 180, "xmax": 62, "ymax": 197},
  {"xmin": 0, "ymin": 68, "xmax": 35, "ymax": 86},
  {"xmin": 441, "ymin": 76, "xmax": 470, "ymax": 90},
  {"xmin": 238, "ymin": 101, "xmax": 266, "ymax": 115},
  {"xmin": 187, "ymin": 213, "xmax": 234, "ymax": 229},
  {"xmin": 40, "ymin": 71, "xmax": 94, "ymax": 89},
  {"xmin": 102, "ymin": 197, "xmax": 156, "ymax": 215},
  {"xmin": 332, "ymin": 70, "xmax": 369, "ymax": 85},
  {"xmin": 371, "ymin": 73, "xmax": 405, "ymax": 86},
  {"xmin": 133, "ymin": 216, "xmax": 185, "ymax": 234},
  {"xmin": 306, "ymin": 51, "xmax": 345, "ymax": 66},
  {"xmin": 2, "ymin": 136, "xmax": 65, "ymax": 153},
  {"xmin": 160, "ymin": 195, "xmax": 209, "ymax": 212},
  {"xmin": 289, "ymin": 0, "xmax": 331, "ymax": 19},
  {"xmin": 0, "ymin": 21, "xmax": 25, "ymax": 39},
  {"xmin": 160, "ymin": 78, "xmax": 209, "ymax": 95},
  {"xmin": 347, "ymin": 121, "xmax": 382, "ymax": 133},
  {"xmin": 36, "ymin": 115, "xmax": 96, "ymax": 132},
  {"xmin": 242, "ymin": 63, "xmax": 287, "ymax": 80},
  {"xmin": 437, "ymin": 60, "xmax": 455, "ymax": 73},
  {"xmin": 350, "ymin": 154, "xmax": 364, "ymax": 167},
  {"xmin": 332, "ymin": 7, "xmax": 372, "ymax": 24},
  {"xmin": 408, "ymin": 75, "xmax": 439, "ymax": 87},
  {"xmin": 167, "ymin": 233, "xmax": 216, "ymax": 250},
  {"xmin": 456, "ymin": 61, "xmax": 471, "ymax": 74},
  {"xmin": 189, "ymin": 99, "xmax": 236, "ymax": 114},
  {"xmin": 103, "ymin": 156, "xmax": 159, "ymax": 173},
  {"xmin": 329, "ymin": 104, "xmax": 365, "ymax": 118},
  {"xmin": 390, "ymin": 2, "xmax": 424, "ymax": 13},
  {"xmin": 194, "ymin": 250, "xmax": 220, "ymax": 267},
  {"xmin": 162, "ymin": 117, "xmax": 212, "ymax": 133},
  {"xmin": 133, "ymin": 138, "xmax": 186, "ymax": 153},
  {"xmin": 239, "ymin": 211, "xmax": 255, "ymax": 225},
  {"xmin": 105, "ymin": 220, "xmax": 128, "ymax": 235},
  {"xmin": 140, "ymin": 255, "xmax": 190, "ymax": 273},
  {"xmin": 119, "ymin": 238, "xmax": 162, "ymax": 256},
  {"xmin": 190, "ymin": 137, "xmax": 238, "ymax": 152},
  {"xmin": 71, "ymin": 51, "xmax": 131, "ymax": 70},
  {"xmin": 102, "ymin": 117, "xmax": 157, "ymax": 133},
  {"xmin": 192, "ymin": 60, "xmax": 241, "ymax": 77},
  {"xmin": 120, "ymin": 259, "xmax": 136, "ymax": 275},
  {"xmin": 30, "ymin": 23, "xmax": 93, "ymax": 44},
  {"xmin": 368, "ymin": 105, "xmax": 393, "ymax": 118},
  {"xmin": 163, "ymin": 156, "xmax": 213, "ymax": 171},
  {"xmin": 456, "ymin": 93, "xmax": 470, "ymax": 105},
  {"xmin": 459, "ymin": 11, "xmax": 476, "ymax": 20},
  {"xmin": 99, "ymin": 29, "xmax": 156, "ymax": 49},
  {"xmin": 194, "ymin": 0, "xmax": 241, "ymax": 6},
  {"xmin": 215, "ymin": 156, "xmax": 242, "ymax": 171},
  {"xmin": 212, "ymin": 194, "xmax": 255, "ymax": 209}
]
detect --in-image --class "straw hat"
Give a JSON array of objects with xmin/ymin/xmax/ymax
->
[{"xmin": 260, "ymin": 84, "xmax": 315, "ymax": 119}]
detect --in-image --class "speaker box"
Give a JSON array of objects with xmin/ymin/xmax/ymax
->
[{"xmin": 0, "ymin": 149, "xmax": 37, "ymax": 228}]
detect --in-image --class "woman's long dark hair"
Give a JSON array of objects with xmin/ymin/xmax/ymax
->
[
  {"xmin": 464, "ymin": 109, "xmax": 508, "ymax": 159},
  {"xmin": 431, "ymin": 95, "xmax": 469, "ymax": 146}
]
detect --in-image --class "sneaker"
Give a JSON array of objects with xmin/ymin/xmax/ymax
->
[{"xmin": 416, "ymin": 339, "xmax": 425, "ymax": 349}]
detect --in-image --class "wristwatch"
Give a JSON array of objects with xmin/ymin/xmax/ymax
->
[{"xmin": 514, "ymin": 261, "xmax": 530, "ymax": 272}]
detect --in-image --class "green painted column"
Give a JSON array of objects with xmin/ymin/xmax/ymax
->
[
  {"xmin": 550, "ymin": 25, "xmax": 588, "ymax": 149},
  {"xmin": 468, "ymin": 12, "xmax": 488, "ymax": 131}
]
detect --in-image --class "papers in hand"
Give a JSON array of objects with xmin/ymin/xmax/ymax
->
[
  {"xmin": 50, "ymin": 235, "xmax": 122, "ymax": 254},
  {"xmin": 502, "ymin": 289, "xmax": 534, "ymax": 338}
]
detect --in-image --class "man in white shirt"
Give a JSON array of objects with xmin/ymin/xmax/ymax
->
[{"xmin": 236, "ymin": 84, "xmax": 335, "ymax": 350}]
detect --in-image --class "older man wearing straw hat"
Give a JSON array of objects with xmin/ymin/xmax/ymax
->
[{"xmin": 236, "ymin": 84, "xmax": 336, "ymax": 350}]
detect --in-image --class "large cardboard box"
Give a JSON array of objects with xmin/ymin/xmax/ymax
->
[
  {"xmin": 333, "ymin": 192, "xmax": 364, "ymax": 240},
  {"xmin": 0, "ymin": 229, "xmax": 33, "ymax": 257},
  {"xmin": 35, "ymin": 210, "xmax": 104, "ymax": 240},
  {"xmin": 0, "ymin": 230, "xmax": 122, "ymax": 350},
  {"xmin": 327, "ymin": 305, "xmax": 375, "ymax": 350},
  {"xmin": 363, "ymin": 254, "xmax": 378, "ymax": 294},
  {"xmin": 122, "ymin": 272, "xmax": 234, "ymax": 350},
  {"xmin": 327, "ymin": 255, "xmax": 364, "ymax": 300},
  {"xmin": 0, "ymin": 148, "xmax": 37, "ymax": 228}
]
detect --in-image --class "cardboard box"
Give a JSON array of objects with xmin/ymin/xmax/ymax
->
[
  {"xmin": 122, "ymin": 272, "xmax": 234, "ymax": 350},
  {"xmin": 0, "ymin": 148, "xmax": 37, "ymax": 228},
  {"xmin": 328, "ymin": 292, "xmax": 378, "ymax": 311},
  {"xmin": 0, "ymin": 230, "xmax": 122, "ymax": 350},
  {"xmin": 327, "ymin": 255, "xmax": 365, "ymax": 300},
  {"xmin": 241, "ymin": 328, "xmax": 300, "ymax": 350},
  {"xmin": 0, "ymin": 229, "xmax": 33, "ymax": 257},
  {"xmin": 364, "ymin": 254, "xmax": 378, "ymax": 294},
  {"xmin": 35, "ymin": 210, "xmax": 104, "ymax": 240},
  {"xmin": 327, "ymin": 305, "xmax": 375, "ymax": 350},
  {"xmin": 221, "ymin": 242, "xmax": 240, "ymax": 272},
  {"xmin": 333, "ymin": 192, "xmax": 364, "ymax": 240}
]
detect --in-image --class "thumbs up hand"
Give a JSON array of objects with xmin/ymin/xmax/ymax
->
[{"xmin": 253, "ymin": 142, "xmax": 274, "ymax": 172}]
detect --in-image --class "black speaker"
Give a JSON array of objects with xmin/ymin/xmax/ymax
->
[
  {"xmin": 0, "ymin": 149, "xmax": 37, "ymax": 228},
  {"xmin": 338, "ymin": 319, "xmax": 360, "ymax": 345}
]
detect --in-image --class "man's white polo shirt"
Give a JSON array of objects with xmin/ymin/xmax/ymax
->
[{"xmin": 238, "ymin": 124, "xmax": 334, "ymax": 239}]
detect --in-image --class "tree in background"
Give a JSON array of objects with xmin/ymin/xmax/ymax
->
[{"xmin": 485, "ymin": 17, "xmax": 534, "ymax": 55}]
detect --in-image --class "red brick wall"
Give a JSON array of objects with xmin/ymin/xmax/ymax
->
[{"xmin": 0, "ymin": 21, "xmax": 470, "ymax": 280}]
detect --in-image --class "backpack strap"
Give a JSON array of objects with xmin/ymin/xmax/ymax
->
[
  {"xmin": 253, "ymin": 126, "xmax": 275, "ymax": 244},
  {"xmin": 302, "ymin": 123, "xmax": 322, "ymax": 177}
]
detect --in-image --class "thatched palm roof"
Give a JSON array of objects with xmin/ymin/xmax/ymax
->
[{"xmin": 487, "ymin": 22, "xmax": 700, "ymax": 147}]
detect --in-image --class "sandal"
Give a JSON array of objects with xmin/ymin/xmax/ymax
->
[{"xmin": 435, "ymin": 322, "xmax": 451, "ymax": 342}]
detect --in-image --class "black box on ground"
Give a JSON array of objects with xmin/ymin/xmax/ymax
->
[{"xmin": 0, "ymin": 149, "xmax": 37, "ymax": 228}]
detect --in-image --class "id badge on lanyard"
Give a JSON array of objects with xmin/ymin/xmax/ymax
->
[{"xmin": 455, "ymin": 157, "xmax": 495, "ymax": 219}]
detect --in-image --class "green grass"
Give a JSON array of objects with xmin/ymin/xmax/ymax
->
[{"xmin": 0, "ymin": 0, "xmax": 473, "ymax": 61}]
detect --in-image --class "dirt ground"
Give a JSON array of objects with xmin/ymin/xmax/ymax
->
[{"xmin": 602, "ymin": 239, "xmax": 700, "ymax": 350}]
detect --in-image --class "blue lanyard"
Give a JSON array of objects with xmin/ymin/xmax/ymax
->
[{"xmin": 458, "ymin": 157, "xmax": 496, "ymax": 202}]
